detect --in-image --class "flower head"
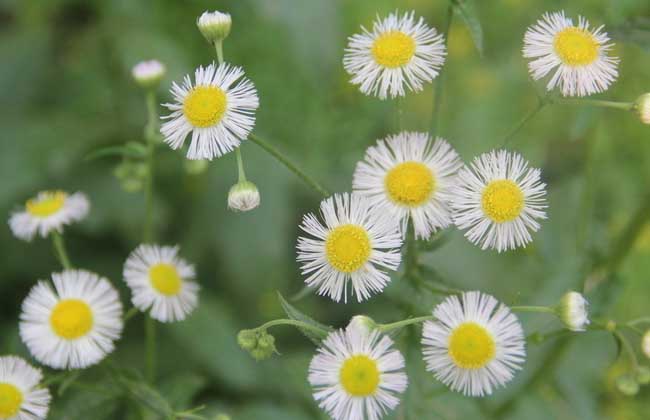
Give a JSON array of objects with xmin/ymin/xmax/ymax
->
[
  {"xmin": 343, "ymin": 11, "xmax": 446, "ymax": 99},
  {"xmin": 0, "ymin": 356, "xmax": 51, "ymax": 419},
  {"xmin": 635, "ymin": 93, "xmax": 650, "ymax": 125},
  {"xmin": 123, "ymin": 244, "xmax": 199, "ymax": 322},
  {"xmin": 19, "ymin": 270, "xmax": 123, "ymax": 370},
  {"xmin": 9, "ymin": 190, "xmax": 89, "ymax": 241},
  {"xmin": 523, "ymin": 11, "xmax": 619, "ymax": 97},
  {"xmin": 308, "ymin": 320, "xmax": 407, "ymax": 420},
  {"xmin": 353, "ymin": 132, "xmax": 462, "ymax": 240},
  {"xmin": 132, "ymin": 60, "xmax": 166, "ymax": 89},
  {"xmin": 297, "ymin": 193, "xmax": 402, "ymax": 303},
  {"xmin": 422, "ymin": 291, "xmax": 526, "ymax": 397},
  {"xmin": 450, "ymin": 150, "xmax": 547, "ymax": 252},
  {"xmin": 557, "ymin": 291, "xmax": 589, "ymax": 331},
  {"xmin": 161, "ymin": 62, "xmax": 259, "ymax": 160},
  {"xmin": 197, "ymin": 11, "xmax": 232, "ymax": 44},
  {"xmin": 228, "ymin": 180, "xmax": 260, "ymax": 212}
]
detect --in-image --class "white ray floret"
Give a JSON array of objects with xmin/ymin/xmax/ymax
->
[
  {"xmin": 297, "ymin": 193, "xmax": 402, "ymax": 303},
  {"xmin": 422, "ymin": 291, "xmax": 526, "ymax": 397},
  {"xmin": 450, "ymin": 150, "xmax": 547, "ymax": 252},
  {"xmin": 308, "ymin": 320, "xmax": 408, "ymax": 420},
  {"xmin": 123, "ymin": 244, "xmax": 199, "ymax": 322},
  {"xmin": 0, "ymin": 356, "xmax": 51, "ymax": 420},
  {"xmin": 523, "ymin": 11, "xmax": 619, "ymax": 97},
  {"xmin": 344, "ymin": 11, "xmax": 446, "ymax": 99},
  {"xmin": 8, "ymin": 191, "xmax": 89, "ymax": 241},
  {"xmin": 19, "ymin": 270, "xmax": 123, "ymax": 370},
  {"xmin": 353, "ymin": 132, "xmax": 462, "ymax": 240},
  {"xmin": 161, "ymin": 62, "xmax": 259, "ymax": 160}
]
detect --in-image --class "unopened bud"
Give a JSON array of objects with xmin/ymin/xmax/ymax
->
[
  {"xmin": 228, "ymin": 180, "xmax": 260, "ymax": 212},
  {"xmin": 616, "ymin": 374, "xmax": 640, "ymax": 396},
  {"xmin": 197, "ymin": 11, "xmax": 232, "ymax": 44},
  {"xmin": 132, "ymin": 60, "xmax": 165, "ymax": 89},
  {"xmin": 634, "ymin": 93, "xmax": 650, "ymax": 125},
  {"xmin": 556, "ymin": 291, "xmax": 589, "ymax": 332}
]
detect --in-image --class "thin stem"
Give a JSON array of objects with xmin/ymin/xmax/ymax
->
[
  {"xmin": 235, "ymin": 148, "xmax": 246, "ymax": 182},
  {"xmin": 404, "ymin": 221, "xmax": 418, "ymax": 279},
  {"xmin": 254, "ymin": 319, "xmax": 329, "ymax": 336},
  {"xmin": 510, "ymin": 305, "xmax": 556, "ymax": 314},
  {"xmin": 51, "ymin": 231, "xmax": 72, "ymax": 269},
  {"xmin": 396, "ymin": 96, "xmax": 404, "ymax": 131},
  {"xmin": 613, "ymin": 330, "xmax": 639, "ymax": 370},
  {"xmin": 378, "ymin": 316, "xmax": 434, "ymax": 333},
  {"xmin": 143, "ymin": 90, "xmax": 158, "ymax": 243},
  {"xmin": 248, "ymin": 133, "xmax": 329, "ymax": 197},
  {"xmin": 502, "ymin": 95, "xmax": 548, "ymax": 146},
  {"xmin": 628, "ymin": 317, "xmax": 650, "ymax": 327},
  {"xmin": 553, "ymin": 98, "xmax": 634, "ymax": 111},
  {"xmin": 431, "ymin": 3, "xmax": 453, "ymax": 136},
  {"xmin": 214, "ymin": 41, "xmax": 224, "ymax": 65},
  {"xmin": 145, "ymin": 316, "xmax": 156, "ymax": 383}
]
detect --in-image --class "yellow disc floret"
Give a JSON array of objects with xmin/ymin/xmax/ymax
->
[
  {"xmin": 448, "ymin": 322, "xmax": 496, "ymax": 369},
  {"xmin": 325, "ymin": 225, "xmax": 372, "ymax": 273},
  {"xmin": 26, "ymin": 191, "xmax": 67, "ymax": 218},
  {"xmin": 385, "ymin": 161, "xmax": 435, "ymax": 207},
  {"xmin": 50, "ymin": 299, "xmax": 94, "ymax": 340},
  {"xmin": 371, "ymin": 31, "xmax": 416, "ymax": 68},
  {"xmin": 183, "ymin": 86, "xmax": 227, "ymax": 127},
  {"xmin": 340, "ymin": 355, "xmax": 380, "ymax": 396},
  {"xmin": 149, "ymin": 263, "xmax": 182, "ymax": 296},
  {"xmin": 0, "ymin": 383, "xmax": 23, "ymax": 419},
  {"xmin": 554, "ymin": 27, "xmax": 599, "ymax": 66},
  {"xmin": 481, "ymin": 180, "xmax": 524, "ymax": 223}
]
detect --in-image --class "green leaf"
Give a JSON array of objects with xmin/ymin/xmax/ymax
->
[
  {"xmin": 117, "ymin": 376, "xmax": 174, "ymax": 419},
  {"xmin": 85, "ymin": 141, "xmax": 148, "ymax": 161},
  {"xmin": 452, "ymin": 0, "xmax": 484, "ymax": 56},
  {"xmin": 610, "ymin": 17, "xmax": 650, "ymax": 52},
  {"xmin": 277, "ymin": 292, "xmax": 333, "ymax": 345},
  {"xmin": 159, "ymin": 373, "xmax": 208, "ymax": 412}
]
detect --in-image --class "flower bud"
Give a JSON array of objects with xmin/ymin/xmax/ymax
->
[
  {"xmin": 237, "ymin": 329, "xmax": 257, "ymax": 351},
  {"xmin": 132, "ymin": 60, "xmax": 166, "ymax": 89},
  {"xmin": 635, "ymin": 366, "xmax": 650, "ymax": 385},
  {"xmin": 556, "ymin": 291, "xmax": 589, "ymax": 332},
  {"xmin": 642, "ymin": 330, "xmax": 650, "ymax": 359},
  {"xmin": 113, "ymin": 161, "xmax": 148, "ymax": 193},
  {"xmin": 228, "ymin": 180, "xmax": 260, "ymax": 212},
  {"xmin": 197, "ymin": 11, "xmax": 232, "ymax": 44},
  {"xmin": 616, "ymin": 374, "xmax": 640, "ymax": 396},
  {"xmin": 347, "ymin": 315, "xmax": 377, "ymax": 336},
  {"xmin": 634, "ymin": 93, "xmax": 650, "ymax": 125},
  {"xmin": 237, "ymin": 329, "xmax": 277, "ymax": 361}
]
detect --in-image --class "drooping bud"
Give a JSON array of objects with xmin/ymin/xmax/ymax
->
[
  {"xmin": 634, "ymin": 93, "xmax": 650, "ymax": 125},
  {"xmin": 197, "ymin": 11, "xmax": 232, "ymax": 44},
  {"xmin": 237, "ymin": 329, "xmax": 277, "ymax": 361},
  {"xmin": 228, "ymin": 180, "xmax": 260, "ymax": 212},
  {"xmin": 616, "ymin": 374, "xmax": 640, "ymax": 396},
  {"xmin": 556, "ymin": 291, "xmax": 589, "ymax": 332},
  {"xmin": 132, "ymin": 60, "xmax": 166, "ymax": 89},
  {"xmin": 237, "ymin": 329, "xmax": 257, "ymax": 351}
]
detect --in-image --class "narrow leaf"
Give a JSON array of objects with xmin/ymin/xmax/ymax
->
[
  {"xmin": 117, "ymin": 376, "xmax": 174, "ymax": 419},
  {"xmin": 277, "ymin": 292, "xmax": 333, "ymax": 345},
  {"xmin": 452, "ymin": 0, "xmax": 484, "ymax": 56}
]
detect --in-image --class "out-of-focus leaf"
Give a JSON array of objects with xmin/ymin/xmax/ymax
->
[
  {"xmin": 159, "ymin": 373, "xmax": 208, "ymax": 412},
  {"xmin": 452, "ymin": 0, "xmax": 484, "ymax": 56},
  {"xmin": 611, "ymin": 18, "xmax": 650, "ymax": 52},
  {"xmin": 418, "ymin": 231, "xmax": 451, "ymax": 253},
  {"xmin": 278, "ymin": 292, "xmax": 333, "ymax": 345},
  {"xmin": 57, "ymin": 370, "xmax": 82, "ymax": 396},
  {"xmin": 117, "ymin": 376, "xmax": 174, "ymax": 419},
  {"xmin": 47, "ymin": 386, "xmax": 122, "ymax": 420},
  {"xmin": 85, "ymin": 142, "xmax": 147, "ymax": 161}
]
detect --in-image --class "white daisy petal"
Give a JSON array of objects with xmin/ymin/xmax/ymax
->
[
  {"xmin": 450, "ymin": 150, "xmax": 547, "ymax": 252},
  {"xmin": 160, "ymin": 62, "xmax": 259, "ymax": 160},
  {"xmin": 344, "ymin": 11, "xmax": 446, "ymax": 99},
  {"xmin": 19, "ymin": 270, "xmax": 123, "ymax": 370},
  {"xmin": 309, "ymin": 320, "xmax": 408, "ymax": 420},
  {"xmin": 8, "ymin": 191, "xmax": 90, "ymax": 242},
  {"xmin": 0, "ymin": 356, "xmax": 51, "ymax": 420},
  {"xmin": 123, "ymin": 244, "xmax": 199, "ymax": 322},
  {"xmin": 297, "ymin": 193, "xmax": 402, "ymax": 303},
  {"xmin": 523, "ymin": 11, "xmax": 619, "ymax": 97},
  {"xmin": 353, "ymin": 132, "xmax": 462, "ymax": 240},
  {"xmin": 422, "ymin": 291, "xmax": 526, "ymax": 397}
]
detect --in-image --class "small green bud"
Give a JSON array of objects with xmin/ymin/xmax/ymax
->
[
  {"xmin": 113, "ymin": 161, "xmax": 148, "ymax": 193},
  {"xmin": 556, "ymin": 291, "xmax": 589, "ymax": 332},
  {"xmin": 634, "ymin": 93, "xmax": 650, "ymax": 125},
  {"xmin": 635, "ymin": 366, "xmax": 650, "ymax": 385},
  {"xmin": 197, "ymin": 11, "xmax": 232, "ymax": 44},
  {"xmin": 228, "ymin": 180, "xmax": 260, "ymax": 212},
  {"xmin": 132, "ymin": 60, "xmax": 166, "ymax": 89},
  {"xmin": 237, "ymin": 329, "xmax": 257, "ymax": 351},
  {"xmin": 616, "ymin": 374, "xmax": 640, "ymax": 396},
  {"xmin": 256, "ymin": 332, "xmax": 276, "ymax": 350}
]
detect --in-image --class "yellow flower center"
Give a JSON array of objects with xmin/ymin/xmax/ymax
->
[
  {"xmin": 554, "ymin": 27, "xmax": 599, "ymax": 66},
  {"xmin": 371, "ymin": 31, "xmax": 416, "ymax": 68},
  {"xmin": 325, "ymin": 224, "xmax": 371, "ymax": 273},
  {"xmin": 0, "ymin": 383, "xmax": 23, "ymax": 419},
  {"xmin": 339, "ymin": 355, "xmax": 380, "ymax": 396},
  {"xmin": 385, "ymin": 161, "xmax": 435, "ymax": 207},
  {"xmin": 25, "ymin": 191, "xmax": 67, "ymax": 217},
  {"xmin": 149, "ymin": 263, "xmax": 182, "ymax": 296},
  {"xmin": 50, "ymin": 299, "xmax": 94, "ymax": 340},
  {"xmin": 481, "ymin": 180, "xmax": 524, "ymax": 223},
  {"xmin": 448, "ymin": 322, "xmax": 496, "ymax": 369},
  {"xmin": 183, "ymin": 86, "xmax": 227, "ymax": 128}
]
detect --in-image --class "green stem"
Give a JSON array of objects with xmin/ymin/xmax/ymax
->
[
  {"xmin": 396, "ymin": 96, "xmax": 404, "ymax": 131},
  {"xmin": 51, "ymin": 231, "xmax": 73, "ymax": 269},
  {"xmin": 214, "ymin": 40, "xmax": 224, "ymax": 65},
  {"xmin": 431, "ymin": 3, "xmax": 453, "ymax": 136},
  {"xmin": 553, "ymin": 98, "xmax": 634, "ymax": 111},
  {"xmin": 145, "ymin": 316, "xmax": 156, "ymax": 383},
  {"xmin": 254, "ymin": 319, "xmax": 329, "ymax": 336},
  {"xmin": 510, "ymin": 305, "xmax": 556, "ymax": 314},
  {"xmin": 248, "ymin": 133, "xmax": 329, "ymax": 197},
  {"xmin": 404, "ymin": 221, "xmax": 418, "ymax": 279},
  {"xmin": 143, "ymin": 90, "xmax": 157, "ymax": 243},
  {"xmin": 502, "ymin": 95, "xmax": 548, "ymax": 146},
  {"xmin": 627, "ymin": 317, "xmax": 650, "ymax": 327},
  {"xmin": 378, "ymin": 316, "xmax": 434, "ymax": 333},
  {"xmin": 613, "ymin": 330, "xmax": 639, "ymax": 370},
  {"xmin": 123, "ymin": 307, "xmax": 139, "ymax": 323},
  {"xmin": 236, "ymin": 148, "xmax": 247, "ymax": 182}
]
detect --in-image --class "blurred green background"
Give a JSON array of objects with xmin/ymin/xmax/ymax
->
[{"xmin": 2, "ymin": 0, "xmax": 650, "ymax": 418}]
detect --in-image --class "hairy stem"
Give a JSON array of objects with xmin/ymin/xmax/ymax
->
[
  {"xmin": 254, "ymin": 319, "xmax": 329, "ymax": 336},
  {"xmin": 553, "ymin": 98, "xmax": 634, "ymax": 111}
]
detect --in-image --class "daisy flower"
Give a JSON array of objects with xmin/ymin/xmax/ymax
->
[
  {"xmin": 19, "ymin": 270, "xmax": 123, "ymax": 370},
  {"xmin": 450, "ymin": 150, "xmax": 547, "ymax": 252},
  {"xmin": 308, "ymin": 320, "xmax": 407, "ymax": 420},
  {"xmin": 343, "ymin": 11, "xmax": 446, "ymax": 99},
  {"xmin": 297, "ymin": 193, "xmax": 402, "ymax": 303},
  {"xmin": 123, "ymin": 244, "xmax": 199, "ymax": 322},
  {"xmin": 0, "ymin": 356, "xmax": 51, "ymax": 420},
  {"xmin": 523, "ymin": 11, "xmax": 619, "ymax": 97},
  {"xmin": 353, "ymin": 132, "xmax": 462, "ymax": 240},
  {"xmin": 161, "ymin": 62, "xmax": 259, "ymax": 160},
  {"xmin": 422, "ymin": 291, "xmax": 526, "ymax": 397},
  {"xmin": 8, "ymin": 190, "xmax": 89, "ymax": 241}
]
